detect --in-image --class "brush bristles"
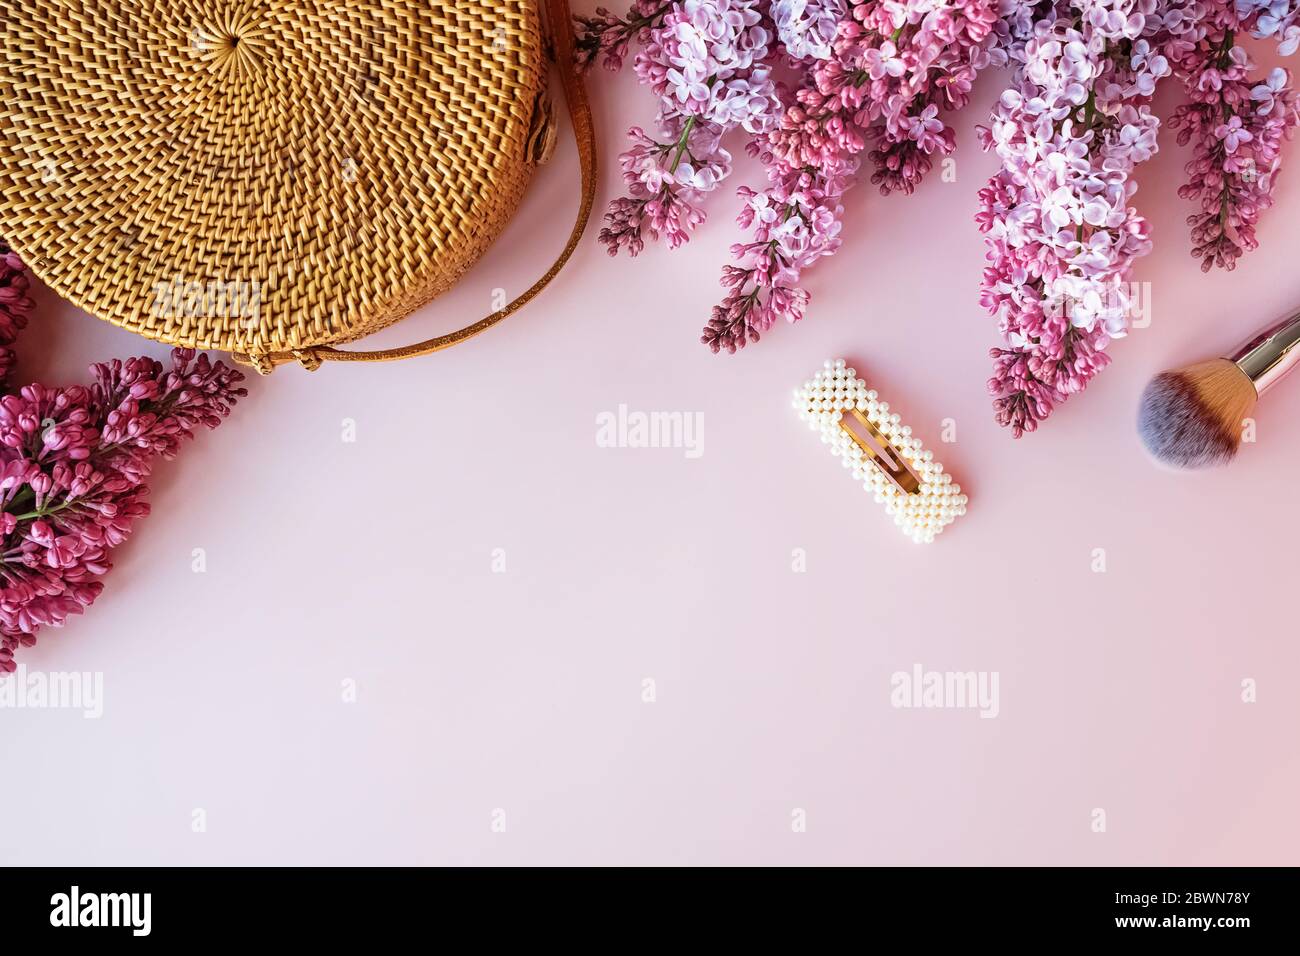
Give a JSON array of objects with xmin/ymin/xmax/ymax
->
[{"xmin": 1138, "ymin": 359, "xmax": 1257, "ymax": 469}]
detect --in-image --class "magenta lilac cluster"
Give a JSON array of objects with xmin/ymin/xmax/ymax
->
[
  {"xmin": 978, "ymin": 0, "xmax": 1298, "ymax": 435},
  {"xmin": 977, "ymin": 1, "xmax": 1193, "ymax": 436},
  {"xmin": 579, "ymin": 1, "xmax": 1300, "ymax": 435},
  {"xmin": 0, "ymin": 243, "xmax": 31, "ymax": 388},
  {"xmin": 583, "ymin": 0, "xmax": 1004, "ymax": 350},
  {"xmin": 597, "ymin": 0, "xmax": 781, "ymax": 255},
  {"xmin": 702, "ymin": 0, "xmax": 1005, "ymax": 352},
  {"xmin": 1169, "ymin": 0, "xmax": 1300, "ymax": 271},
  {"xmin": 0, "ymin": 242, "xmax": 247, "ymax": 668}
]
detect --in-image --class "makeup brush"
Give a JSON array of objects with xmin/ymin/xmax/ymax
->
[{"xmin": 1138, "ymin": 312, "xmax": 1300, "ymax": 469}]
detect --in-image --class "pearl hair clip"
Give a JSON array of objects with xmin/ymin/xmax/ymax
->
[{"xmin": 793, "ymin": 359, "xmax": 968, "ymax": 544}]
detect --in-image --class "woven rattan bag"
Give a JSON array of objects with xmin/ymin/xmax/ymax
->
[{"xmin": 0, "ymin": 0, "xmax": 594, "ymax": 373}]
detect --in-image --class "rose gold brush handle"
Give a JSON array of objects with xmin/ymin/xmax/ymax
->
[{"xmin": 1231, "ymin": 312, "xmax": 1300, "ymax": 397}]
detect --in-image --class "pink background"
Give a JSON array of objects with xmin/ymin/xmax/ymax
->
[{"xmin": 2, "ymin": 14, "xmax": 1298, "ymax": 866}]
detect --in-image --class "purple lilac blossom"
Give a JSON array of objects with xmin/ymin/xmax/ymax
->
[
  {"xmin": 976, "ymin": 1, "xmax": 1204, "ymax": 435},
  {"xmin": 1169, "ymin": 0, "xmax": 1299, "ymax": 271},
  {"xmin": 579, "ymin": 1, "xmax": 1300, "ymax": 436},
  {"xmin": 0, "ymin": 242, "xmax": 247, "ymax": 666}
]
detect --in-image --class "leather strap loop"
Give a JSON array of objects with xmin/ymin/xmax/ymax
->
[{"xmin": 234, "ymin": 0, "xmax": 595, "ymax": 373}]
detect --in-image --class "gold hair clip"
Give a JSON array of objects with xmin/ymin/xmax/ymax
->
[{"xmin": 793, "ymin": 359, "xmax": 967, "ymax": 543}]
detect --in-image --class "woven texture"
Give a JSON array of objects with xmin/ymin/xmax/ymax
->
[{"xmin": 0, "ymin": 0, "xmax": 549, "ymax": 363}]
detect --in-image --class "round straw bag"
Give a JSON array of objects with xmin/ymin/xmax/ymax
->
[{"xmin": 0, "ymin": 0, "xmax": 595, "ymax": 374}]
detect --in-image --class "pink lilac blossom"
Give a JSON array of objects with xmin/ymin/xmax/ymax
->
[
  {"xmin": 759, "ymin": 1, "xmax": 1004, "ymax": 196},
  {"xmin": 700, "ymin": 153, "xmax": 853, "ymax": 350},
  {"xmin": 0, "ymin": 241, "xmax": 34, "ymax": 389},
  {"xmin": 1235, "ymin": 0, "xmax": 1300, "ymax": 52},
  {"xmin": 581, "ymin": 2, "xmax": 1299, "ymax": 435},
  {"xmin": 704, "ymin": 1, "xmax": 1006, "ymax": 352},
  {"xmin": 772, "ymin": 0, "xmax": 847, "ymax": 59},
  {"xmin": 575, "ymin": 2, "xmax": 677, "ymax": 72},
  {"xmin": 1169, "ymin": 0, "xmax": 1300, "ymax": 270},
  {"xmin": 597, "ymin": 0, "xmax": 780, "ymax": 255},
  {"xmin": 584, "ymin": 1, "xmax": 1005, "ymax": 345},
  {"xmin": 976, "ymin": 1, "xmax": 1205, "ymax": 436},
  {"xmin": 834, "ymin": 0, "xmax": 1006, "ymax": 194},
  {"xmin": 0, "ymin": 243, "xmax": 247, "ymax": 668}
]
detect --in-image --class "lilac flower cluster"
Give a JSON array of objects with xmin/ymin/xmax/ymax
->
[
  {"xmin": 0, "ymin": 243, "xmax": 246, "ymax": 668},
  {"xmin": 599, "ymin": 0, "xmax": 781, "ymax": 254},
  {"xmin": 576, "ymin": 2, "xmax": 677, "ymax": 72},
  {"xmin": 977, "ymin": 2, "xmax": 1196, "ymax": 435},
  {"xmin": 834, "ymin": 0, "xmax": 1005, "ymax": 194},
  {"xmin": 772, "ymin": 0, "xmax": 844, "ymax": 59},
  {"xmin": 977, "ymin": 0, "xmax": 1297, "ymax": 435},
  {"xmin": 0, "ymin": 242, "xmax": 33, "ymax": 388},
  {"xmin": 700, "ymin": 157, "xmax": 850, "ymax": 350},
  {"xmin": 1237, "ymin": 0, "xmax": 1300, "ymax": 52},
  {"xmin": 579, "ymin": 2, "xmax": 1300, "ymax": 435},
  {"xmin": 1169, "ymin": 0, "xmax": 1299, "ymax": 270},
  {"xmin": 581, "ymin": 2, "xmax": 1009, "ymax": 349},
  {"xmin": 706, "ymin": 0, "xmax": 1006, "ymax": 352}
]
